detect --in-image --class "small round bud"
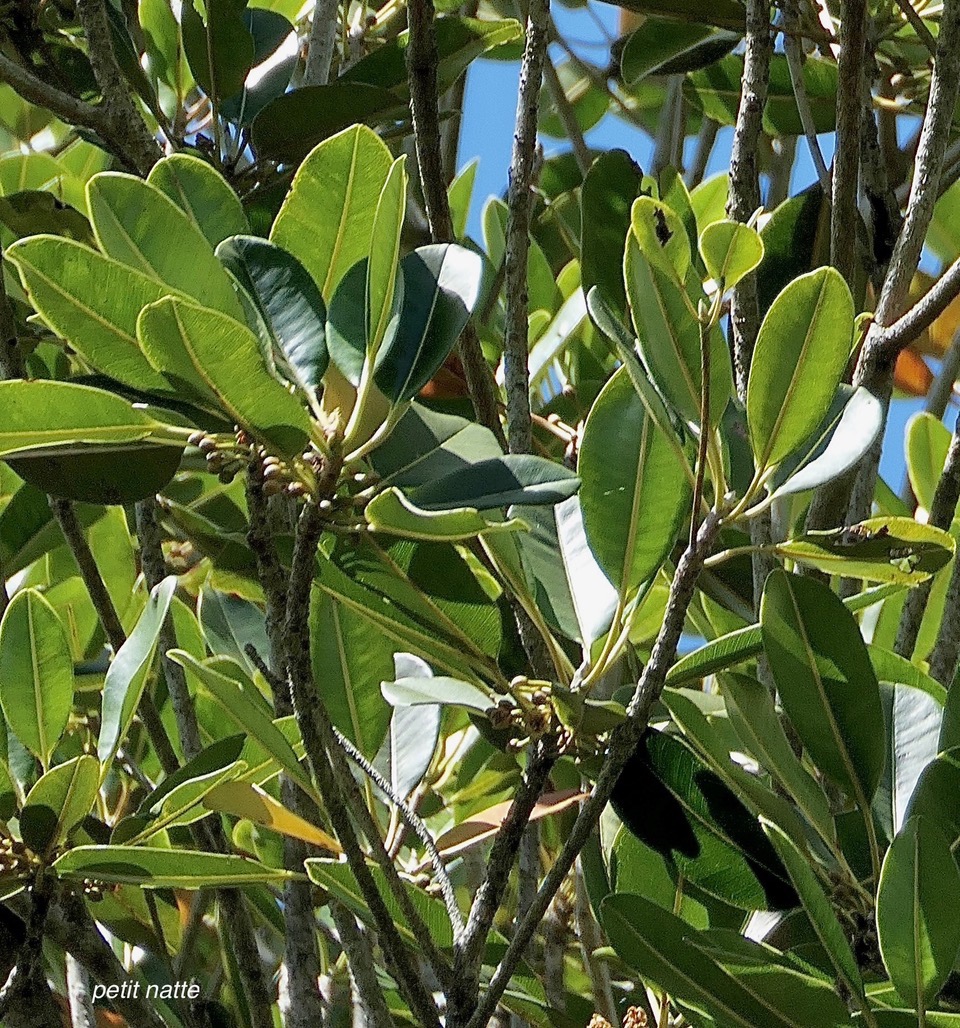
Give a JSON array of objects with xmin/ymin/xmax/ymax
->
[{"xmin": 187, "ymin": 431, "xmax": 205, "ymax": 447}]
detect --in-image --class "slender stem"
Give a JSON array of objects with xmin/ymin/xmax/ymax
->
[
  {"xmin": 463, "ymin": 511, "xmax": 722, "ymax": 1028},
  {"xmin": 329, "ymin": 903, "xmax": 394, "ymax": 1028},
  {"xmin": 543, "ymin": 57, "xmax": 591, "ymax": 177},
  {"xmin": 877, "ymin": 254, "xmax": 960, "ymax": 356},
  {"xmin": 690, "ymin": 316, "xmax": 712, "ymax": 548},
  {"xmin": 925, "ymin": 328, "xmax": 960, "ymax": 420},
  {"xmin": 891, "ymin": 0, "xmax": 937, "ymax": 55},
  {"xmin": 782, "ymin": 1, "xmax": 831, "ymax": 193},
  {"xmin": 502, "ymin": 0, "xmax": 550, "ymax": 456}
]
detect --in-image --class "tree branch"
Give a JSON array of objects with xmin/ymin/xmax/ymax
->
[
  {"xmin": 543, "ymin": 56, "xmax": 591, "ymax": 178},
  {"xmin": 330, "ymin": 902, "xmax": 394, "ymax": 1028},
  {"xmin": 502, "ymin": 0, "xmax": 550, "ymax": 456},
  {"xmin": 831, "ymin": 0, "xmax": 867, "ymax": 287},
  {"xmin": 463, "ymin": 510, "xmax": 722, "ymax": 1028},
  {"xmin": 875, "ymin": 254, "xmax": 960, "ymax": 356},
  {"xmin": 406, "ymin": 0, "xmax": 506, "ymax": 449},
  {"xmin": 65, "ymin": 953, "xmax": 96, "ymax": 1028},
  {"xmin": 75, "ymin": 0, "xmax": 162, "ymax": 175},
  {"xmin": 303, "ymin": 0, "xmax": 340, "ymax": 86},
  {"xmin": 449, "ymin": 746, "xmax": 555, "ymax": 1021},
  {"xmin": 783, "ymin": 0, "xmax": 831, "ymax": 194},
  {"xmin": 284, "ymin": 503, "xmax": 443, "ymax": 1028}
]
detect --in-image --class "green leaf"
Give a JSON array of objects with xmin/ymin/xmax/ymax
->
[
  {"xmin": 761, "ymin": 569, "xmax": 884, "ymax": 802},
  {"xmin": 747, "ymin": 267, "xmax": 854, "ymax": 472},
  {"xmin": 580, "ymin": 150, "xmax": 645, "ymax": 311},
  {"xmin": 621, "ymin": 19, "xmax": 738, "ymax": 84},
  {"xmin": 0, "ymin": 589, "xmax": 74, "ymax": 769},
  {"xmin": 147, "ymin": 154, "xmax": 248, "ymax": 248},
  {"xmin": 182, "ymin": 0, "xmax": 255, "ymax": 100},
  {"xmin": 250, "ymin": 82, "xmax": 406, "ymax": 165},
  {"xmin": 768, "ymin": 386, "xmax": 884, "ymax": 500},
  {"xmin": 86, "ymin": 172, "xmax": 242, "ymax": 318},
  {"xmin": 373, "ymin": 243, "xmax": 484, "ymax": 403},
  {"xmin": 365, "ymin": 487, "xmax": 525, "ymax": 541},
  {"xmin": 5, "ymin": 445, "xmax": 182, "ymax": 506},
  {"xmin": 906, "ymin": 748, "xmax": 960, "ymax": 848},
  {"xmin": 369, "ymin": 403, "xmax": 503, "ymax": 488},
  {"xmin": 579, "ymin": 367, "xmax": 690, "ymax": 592},
  {"xmin": 271, "ymin": 124, "xmax": 394, "ymax": 301},
  {"xmin": 778, "ymin": 517, "xmax": 955, "ymax": 584},
  {"xmin": 136, "ymin": 296, "xmax": 311, "ymax": 457},
  {"xmin": 602, "ymin": 893, "xmax": 812, "ymax": 1028},
  {"xmin": 763, "ymin": 822, "xmax": 867, "ymax": 1007},
  {"xmin": 169, "ymin": 650, "xmax": 319, "ymax": 803},
  {"xmin": 877, "ymin": 816, "xmax": 960, "ymax": 1008},
  {"xmin": 216, "ymin": 234, "xmax": 329, "ymax": 398},
  {"xmin": 699, "ymin": 219, "xmax": 764, "ymax": 291},
  {"xmin": 668, "ymin": 583, "xmax": 905, "ymax": 684},
  {"xmin": 98, "ymin": 577, "xmax": 177, "ymax": 773},
  {"xmin": 686, "ymin": 54, "xmax": 838, "ymax": 135},
  {"xmin": 54, "ymin": 845, "xmax": 295, "ymax": 888},
  {"xmin": 906, "ymin": 412, "xmax": 952, "ymax": 514},
  {"xmin": 406, "ymin": 454, "xmax": 579, "ymax": 511},
  {"xmin": 197, "ymin": 588, "xmax": 269, "ymax": 675},
  {"xmin": 343, "ymin": 16, "xmax": 523, "ymax": 96},
  {"xmin": 609, "ymin": 0, "xmax": 744, "ymax": 32},
  {"xmin": 5, "ymin": 235, "xmax": 172, "ymax": 392},
  {"xmin": 722, "ymin": 672, "xmax": 835, "ymax": 847},
  {"xmin": 612, "ymin": 730, "xmax": 797, "ymax": 910},
  {"xmin": 381, "ymin": 675, "xmax": 497, "ymax": 713},
  {"xmin": 309, "ymin": 588, "xmax": 393, "ymax": 759},
  {"xmin": 21, "ymin": 754, "xmax": 99, "ymax": 855},
  {"xmin": 367, "ymin": 157, "xmax": 408, "ymax": 361},
  {"xmin": 448, "ymin": 159, "xmax": 477, "ymax": 240},
  {"xmin": 625, "ymin": 218, "xmax": 732, "ymax": 426}
]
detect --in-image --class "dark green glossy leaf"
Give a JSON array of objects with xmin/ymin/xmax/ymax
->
[
  {"xmin": 21, "ymin": 754, "xmax": 99, "ymax": 856},
  {"xmin": 182, "ymin": 0, "xmax": 255, "ymax": 101},
  {"xmin": 216, "ymin": 234, "xmax": 329, "ymax": 398},
  {"xmin": 761, "ymin": 569, "xmax": 884, "ymax": 802},
  {"xmin": 374, "ymin": 244, "xmax": 483, "ymax": 403},
  {"xmin": 406, "ymin": 453, "xmax": 578, "ymax": 511}
]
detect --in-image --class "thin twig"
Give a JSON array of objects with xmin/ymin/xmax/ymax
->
[
  {"xmin": 895, "ymin": 409, "xmax": 960, "ymax": 658},
  {"xmin": 843, "ymin": 0, "xmax": 960, "ymax": 525},
  {"xmin": 406, "ymin": 0, "xmax": 506, "ymax": 448},
  {"xmin": 502, "ymin": 0, "xmax": 550, "ymax": 456},
  {"xmin": 543, "ymin": 57, "xmax": 591, "ymax": 178},
  {"xmin": 891, "ymin": 0, "xmax": 938, "ymax": 55},
  {"xmin": 135, "ymin": 497, "xmax": 276, "ymax": 1028},
  {"xmin": 65, "ymin": 952, "xmax": 96, "ymax": 1028},
  {"xmin": 75, "ymin": 0, "xmax": 161, "ymax": 175},
  {"xmin": 686, "ymin": 117, "xmax": 718, "ymax": 189},
  {"xmin": 575, "ymin": 860, "xmax": 619, "ymax": 1026},
  {"xmin": 244, "ymin": 474, "xmax": 325, "ymax": 1028},
  {"xmin": 930, "ymin": 543, "xmax": 960, "ymax": 686},
  {"xmin": 782, "ymin": 0, "xmax": 831, "ymax": 193},
  {"xmin": 463, "ymin": 511, "xmax": 723, "ymax": 1028}
]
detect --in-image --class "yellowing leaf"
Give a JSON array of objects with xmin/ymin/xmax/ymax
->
[{"xmin": 203, "ymin": 780, "xmax": 342, "ymax": 854}]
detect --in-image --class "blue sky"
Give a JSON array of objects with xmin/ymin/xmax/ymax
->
[{"xmin": 455, "ymin": 1, "xmax": 931, "ymax": 491}]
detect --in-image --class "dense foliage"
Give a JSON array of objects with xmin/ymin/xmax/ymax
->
[{"xmin": 4, "ymin": 1, "xmax": 960, "ymax": 1027}]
